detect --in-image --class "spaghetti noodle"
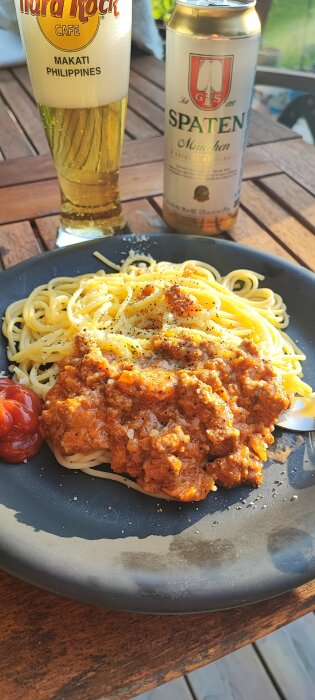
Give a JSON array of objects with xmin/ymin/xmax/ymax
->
[{"xmin": 3, "ymin": 252, "xmax": 311, "ymax": 399}]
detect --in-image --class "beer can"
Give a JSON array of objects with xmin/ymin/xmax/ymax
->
[{"xmin": 163, "ymin": 0, "xmax": 261, "ymax": 236}]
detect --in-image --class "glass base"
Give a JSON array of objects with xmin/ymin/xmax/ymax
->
[
  {"xmin": 56, "ymin": 226, "xmax": 107, "ymax": 248},
  {"xmin": 56, "ymin": 220, "xmax": 128, "ymax": 248}
]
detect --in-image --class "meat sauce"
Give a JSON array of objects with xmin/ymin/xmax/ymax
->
[{"xmin": 41, "ymin": 331, "xmax": 289, "ymax": 502}]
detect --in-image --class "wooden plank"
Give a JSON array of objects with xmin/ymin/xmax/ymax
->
[
  {"xmin": 240, "ymin": 180, "xmax": 315, "ymax": 270},
  {"xmin": 0, "ymin": 572, "xmax": 314, "ymax": 700},
  {"xmin": 230, "ymin": 207, "xmax": 296, "ymax": 263},
  {"xmin": 0, "ymin": 69, "xmax": 12, "ymax": 84},
  {"xmin": 131, "ymin": 55, "xmax": 165, "ymax": 90},
  {"xmin": 0, "ymin": 163, "xmax": 163, "ymax": 225},
  {"xmin": 243, "ymin": 146, "xmax": 282, "ymax": 180},
  {"xmin": 0, "ymin": 139, "xmax": 164, "ymax": 189},
  {"xmin": 0, "ymin": 94, "xmax": 33, "ymax": 159},
  {"xmin": 152, "ymin": 195, "xmax": 163, "ymax": 214},
  {"xmin": 0, "ymin": 154, "xmax": 56, "ymax": 187},
  {"xmin": 120, "ymin": 161, "xmax": 163, "ymax": 201},
  {"xmin": 126, "ymin": 107, "xmax": 160, "ymax": 139},
  {"xmin": 247, "ymin": 110, "xmax": 300, "ymax": 147},
  {"xmin": 256, "ymin": 66, "xmax": 315, "ymax": 95},
  {"xmin": 259, "ymin": 173, "xmax": 315, "ymax": 232},
  {"xmin": 0, "ymin": 221, "xmax": 41, "ymax": 268},
  {"xmin": 128, "ymin": 87, "xmax": 164, "ymax": 132},
  {"xmin": 129, "ymin": 70, "xmax": 165, "ymax": 109},
  {"xmin": 0, "ymin": 138, "xmax": 164, "ymax": 188},
  {"xmin": 134, "ymin": 678, "xmax": 193, "ymax": 700},
  {"xmin": 0, "ymin": 77, "xmax": 50, "ymax": 155},
  {"xmin": 0, "ymin": 179, "xmax": 60, "ymax": 225},
  {"xmin": 255, "ymin": 614, "xmax": 315, "ymax": 700},
  {"xmin": 123, "ymin": 198, "xmax": 169, "ymax": 234},
  {"xmin": 122, "ymin": 137, "xmax": 163, "ymax": 167},
  {"xmin": 11, "ymin": 66, "xmax": 34, "ymax": 100},
  {"xmin": 256, "ymin": 140, "xmax": 315, "ymax": 197},
  {"xmin": 4, "ymin": 202, "xmax": 299, "ymax": 266},
  {"xmin": 153, "ymin": 196, "xmax": 296, "ymax": 262},
  {"xmin": 1, "ymin": 142, "xmax": 293, "ymax": 243},
  {"xmin": 35, "ymin": 215, "xmax": 60, "ymax": 250},
  {"xmin": 187, "ymin": 644, "xmax": 280, "ymax": 700}
]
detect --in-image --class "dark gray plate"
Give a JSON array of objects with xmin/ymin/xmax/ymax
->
[{"xmin": 0, "ymin": 234, "xmax": 314, "ymax": 613}]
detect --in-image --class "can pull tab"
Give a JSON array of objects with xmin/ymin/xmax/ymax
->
[{"xmin": 183, "ymin": 1, "xmax": 256, "ymax": 8}]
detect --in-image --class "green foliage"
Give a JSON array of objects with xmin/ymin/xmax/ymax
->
[
  {"xmin": 152, "ymin": 0, "xmax": 176, "ymax": 23},
  {"xmin": 151, "ymin": 0, "xmax": 315, "ymax": 71},
  {"xmin": 262, "ymin": 0, "xmax": 315, "ymax": 70}
]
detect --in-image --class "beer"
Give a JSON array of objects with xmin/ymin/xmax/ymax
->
[
  {"xmin": 14, "ymin": 0, "xmax": 132, "ymax": 242},
  {"xmin": 163, "ymin": 0, "xmax": 261, "ymax": 236},
  {"xmin": 39, "ymin": 99, "xmax": 127, "ymax": 233}
]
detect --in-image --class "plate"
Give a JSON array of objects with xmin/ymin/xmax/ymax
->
[{"xmin": 0, "ymin": 233, "xmax": 314, "ymax": 613}]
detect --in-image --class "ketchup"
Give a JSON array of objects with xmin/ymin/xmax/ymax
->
[{"xmin": 0, "ymin": 378, "xmax": 43, "ymax": 463}]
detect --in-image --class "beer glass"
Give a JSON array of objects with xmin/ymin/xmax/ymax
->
[{"xmin": 14, "ymin": 0, "xmax": 132, "ymax": 245}]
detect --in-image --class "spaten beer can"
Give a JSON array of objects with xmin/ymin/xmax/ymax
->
[{"xmin": 163, "ymin": 0, "xmax": 261, "ymax": 236}]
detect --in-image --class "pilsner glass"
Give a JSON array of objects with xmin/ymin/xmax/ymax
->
[{"xmin": 14, "ymin": 0, "xmax": 132, "ymax": 245}]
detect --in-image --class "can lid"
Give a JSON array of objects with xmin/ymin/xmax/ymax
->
[{"xmin": 176, "ymin": 0, "xmax": 256, "ymax": 8}]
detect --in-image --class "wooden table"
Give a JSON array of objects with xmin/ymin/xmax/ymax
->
[{"xmin": 0, "ymin": 54, "xmax": 315, "ymax": 700}]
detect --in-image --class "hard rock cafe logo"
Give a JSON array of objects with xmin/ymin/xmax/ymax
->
[
  {"xmin": 189, "ymin": 54, "xmax": 233, "ymax": 111},
  {"xmin": 19, "ymin": 0, "xmax": 119, "ymax": 52}
]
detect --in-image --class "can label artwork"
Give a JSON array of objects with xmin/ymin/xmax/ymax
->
[
  {"xmin": 189, "ymin": 54, "xmax": 233, "ymax": 111},
  {"xmin": 164, "ymin": 32, "xmax": 260, "ymax": 221}
]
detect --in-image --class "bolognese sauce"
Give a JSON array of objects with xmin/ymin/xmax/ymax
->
[{"xmin": 40, "ymin": 329, "xmax": 289, "ymax": 502}]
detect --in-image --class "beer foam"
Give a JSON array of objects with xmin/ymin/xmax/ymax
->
[{"xmin": 15, "ymin": 0, "xmax": 132, "ymax": 109}]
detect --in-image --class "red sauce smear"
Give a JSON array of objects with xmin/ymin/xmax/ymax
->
[{"xmin": 0, "ymin": 378, "xmax": 43, "ymax": 463}]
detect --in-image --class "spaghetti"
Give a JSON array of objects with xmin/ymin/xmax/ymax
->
[
  {"xmin": 3, "ymin": 252, "xmax": 311, "ymax": 400},
  {"xmin": 3, "ymin": 252, "xmax": 313, "ymax": 500},
  {"xmin": 3, "ymin": 252, "xmax": 312, "ymax": 500}
]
